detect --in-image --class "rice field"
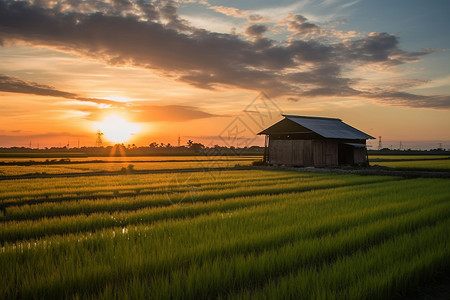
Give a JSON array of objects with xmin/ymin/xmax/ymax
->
[
  {"xmin": 0, "ymin": 156, "xmax": 258, "ymax": 176},
  {"xmin": 371, "ymin": 159, "xmax": 450, "ymax": 171},
  {"xmin": 368, "ymin": 154, "xmax": 450, "ymax": 171},
  {"xmin": 368, "ymin": 155, "xmax": 450, "ymax": 161},
  {"xmin": 1, "ymin": 161, "xmax": 449, "ymax": 299}
]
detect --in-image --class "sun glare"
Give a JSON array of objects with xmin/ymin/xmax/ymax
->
[{"xmin": 95, "ymin": 115, "xmax": 141, "ymax": 143}]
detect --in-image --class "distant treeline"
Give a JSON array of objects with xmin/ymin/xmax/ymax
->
[
  {"xmin": 0, "ymin": 144, "xmax": 265, "ymax": 157},
  {"xmin": 2, "ymin": 145, "xmax": 448, "ymax": 158}
]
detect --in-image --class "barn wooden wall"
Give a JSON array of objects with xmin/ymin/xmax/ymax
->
[
  {"xmin": 313, "ymin": 140, "xmax": 338, "ymax": 166},
  {"xmin": 353, "ymin": 148, "xmax": 366, "ymax": 164},
  {"xmin": 269, "ymin": 139, "xmax": 339, "ymax": 167}
]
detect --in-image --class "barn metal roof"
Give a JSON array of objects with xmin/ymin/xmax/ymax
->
[{"xmin": 260, "ymin": 115, "xmax": 375, "ymax": 140}]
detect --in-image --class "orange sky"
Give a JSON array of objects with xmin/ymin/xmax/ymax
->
[{"xmin": 0, "ymin": 0, "xmax": 449, "ymax": 150}]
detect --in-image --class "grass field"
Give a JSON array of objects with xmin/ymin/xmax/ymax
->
[
  {"xmin": 372, "ymin": 159, "xmax": 450, "ymax": 171},
  {"xmin": 369, "ymin": 155, "xmax": 450, "ymax": 161},
  {"xmin": 1, "ymin": 157, "xmax": 449, "ymax": 299},
  {"xmin": 368, "ymin": 155, "xmax": 450, "ymax": 171},
  {"xmin": 0, "ymin": 156, "xmax": 259, "ymax": 176}
]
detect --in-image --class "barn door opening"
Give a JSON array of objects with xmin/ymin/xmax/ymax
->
[{"xmin": 338, "ymin": 143, "xmax": 354, "ymax": 165}]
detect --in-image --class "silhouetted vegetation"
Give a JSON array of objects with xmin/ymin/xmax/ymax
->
[{"xmin": 0, "ymin": 143, "xmax": 265, "ymax": 157}]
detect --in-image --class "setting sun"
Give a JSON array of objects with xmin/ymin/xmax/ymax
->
[{"xmin": 95, "ymin": 115, "xmax": 141, "ymax": 144}]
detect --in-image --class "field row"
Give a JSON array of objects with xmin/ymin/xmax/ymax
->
[
  {"xmin": 0, "ymin": 170, "xmax": 297, "ymax": 199},
  {"xmin": 1, "ymin": 169, "xmax": 449, "ymax": 299},
  {"xmin": 0, "ymin": 156, "xmax": 262, "ymax": 162},
  {"xmin": 0, "ymin": 172, "xmax": 400, "ymax": 241},
  {"xmin": 1, "ymin": 155, "xmax": 449, "ymax": 177},
  {"xmin": 371, "ymin": 159, "xmax": 450, "ymax": 171},
  {"xmin": 368, "ymin": 155, "xmax": 450, "ymax": 161},
  {"xmin": 0, "ymin": 172, "xmax": 396, "ymax": 222},
  {"xmin": 0, "ymin": 159, "xmax": 255, "ymax": 176}
]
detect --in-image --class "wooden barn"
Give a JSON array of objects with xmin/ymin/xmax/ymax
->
[{"xmin": 259, "ymin": 115, "xmax": 374, "ymax": 167}]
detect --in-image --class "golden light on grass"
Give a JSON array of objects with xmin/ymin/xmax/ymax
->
[{"xmin": 94, "ymin": 114, "xmax": 141, "ymax": 144}]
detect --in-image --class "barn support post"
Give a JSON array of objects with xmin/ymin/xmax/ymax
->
[
  {"xmin": 263, "ymin": 135, "xmax": 269, "ymax": 163},
  {"xmin": 364, "ymin": 146, "xmax": 370, "ymax": 167}
]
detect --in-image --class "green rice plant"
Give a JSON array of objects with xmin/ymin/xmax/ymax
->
[
  {"xmin": 0, "ymin": 159, "xmax": 256, "ymax": 176},
  {"xmin": 369, "ymin": 155, "xmax": 449, "ymax": 161},
  {"xmin": 1, "ymin": 174, "xmax": 395, "ymax": 221},
  {"xmin": 373, "ymin": 159, "xmax": 450, "ymax": 171},
  {"xmin": 0, "ymin": 170, "xmax": 448, "ymax": 299},
  {"xmin": 235, "ymin": 219, "xmax": 450, "ymax": 300}
]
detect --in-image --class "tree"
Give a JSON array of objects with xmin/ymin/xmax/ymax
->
[{"xmin": 190, "ymin": 142, "xmax": 205, "ymax": 152}]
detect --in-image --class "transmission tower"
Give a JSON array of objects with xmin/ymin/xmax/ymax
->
[
  {"xmin": 95, "ymin": 130, "xmax": 104, "ymax": 147},
  {"xmin": 378, "ymin": 136, "xmax": 382, "ymax": 150},
  {"xmin": 177, "ymin": 135, "xmax": 181, "ymax": 147}
]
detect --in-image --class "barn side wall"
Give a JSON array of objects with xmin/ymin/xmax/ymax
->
[
  {"xmin": 312, "ymin": 140, "xmax": 338, "ymax": 167},
  {"xmin": 353, "ymin": 147, "xmax": 367, "ymax": 164},
  {"xmin": 268, "ymin": 139, "xmax": 338, "ymax": 167}
]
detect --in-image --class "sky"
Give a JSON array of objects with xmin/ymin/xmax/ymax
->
[{"xmin": 0, "ymin": 0, "xmax": 449, "ymax": 150}]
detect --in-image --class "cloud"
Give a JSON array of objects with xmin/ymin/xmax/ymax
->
[
  {"xmin": 277, "ymin": 13, "xmax": 362, "ymax": 41},
  {"xmin": 365, "ymin": 91, "xmax": 450, "ymax": 109},
  {"xmin": 0, "ymin": 0, "xmax": 447, "ymax": 109},
  {"xmin": 0, "ymin": 74, "xmax": 121, "ymax": 106},
  {"xmin": 282, "ymin": 14, "xmax": 321, "ymax": 36},
  {"xmin": 0, "ymin": 74, "xmax": 222, "ymax": 122},
  {"xmin": 197, "ymin": 1, "xmax": 251, "ymax": 19},
  {"xmin": 247, "ymin": 14, "xmax": 270, "ymax": 23},
  {"xmin": 207, "ymin": 5, "xmax": 250, "ymax": 18},
  {"xmin": 244, "ymin": 24, "xmax": 268, "ymax": 37},
  {"xmin": 132, "ymin": 104, "xmax": 222, "ymax": 122},
  {"xmin": 339, "ymin": 32, "xmax": 433, "ymax": 66},
  {"xmin": 83, "ymin": 104, "xmax": 222, "ymax": 123}
]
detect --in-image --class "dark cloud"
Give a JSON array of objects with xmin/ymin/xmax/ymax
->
[
  {"xmin": 337, "ymin": 32, "xmax": 433, "ymax": 66},
  {"xmin": 245, "ymin": 24, "xmax": 267, "ymax": 37},
  {"xmin": 83, "ymin": 104, "xmax": 222, "ymax": 123},
  {"xmin": 0, "ymin": 0, "xmax": 446, "ymax": 109},
  {"xmin": 158, "ymin": 0, "xmax": 191, "ymax": 31},
  {"xmin": 135, "ymin": 0, "xmax": 160, "ymax": 21},
  {"xmin": 287, "ymin": 65, "xmax": 360, "ymax": 97},
  {"xmin": 0, "ymin": 74, "xmax": 121, "ymax": 106},
  {"xmin": 365, "ymin": 91, "xmax": 450, "ymax": 109},
  {"xmin": 132, "ymin": 105, "xmax": 222, "ymax": 122},
  {"xmin": 247, "ymin": 14, "xmax": 268, "ymax": 22},
  {"xmin": 111, "ymin": 0, "xmax": 132, "ymax": 11}
]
